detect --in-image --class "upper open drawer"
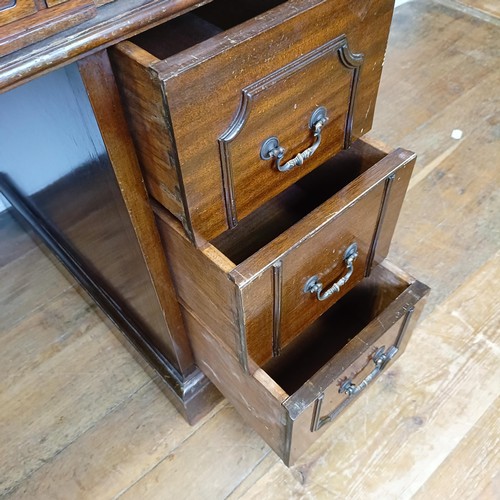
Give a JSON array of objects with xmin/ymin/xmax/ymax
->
[
  {"xmin": 110, "ymin": 0, "xmax": 396, "ymax": 245},
  {"xmin": 155, "ymin": 139, "xmax": 415, "ymax": 370}
]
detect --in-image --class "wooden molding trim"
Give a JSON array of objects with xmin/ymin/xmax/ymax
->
[
  {"xmin": 0, "ymin": 0, "xmax": 96, "ymax": 58},
  {"xmin": 0, "ymin": 0, "xmax": 213, "ymax": 93}
]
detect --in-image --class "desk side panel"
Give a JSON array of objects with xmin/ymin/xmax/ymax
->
[{"xmin": 0, "ymin": 64, "xmax": 182, "ymax": 371}]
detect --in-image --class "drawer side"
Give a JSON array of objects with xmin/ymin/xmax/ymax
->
[
  {"xmin": 183, "ymin": 308, "xmax": 289, "ymax": 459},
  {"xmin": 154, "ymin": 207, "xmax": 246, "ymax": 366},
  {"xmin": 110, "ymin": 43, "xmax": 191, "ymax": 237}
]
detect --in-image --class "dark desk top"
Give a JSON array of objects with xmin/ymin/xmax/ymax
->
[{"xmin": 0, "ymin": 0, "xmax": 211, "ymax": 93}]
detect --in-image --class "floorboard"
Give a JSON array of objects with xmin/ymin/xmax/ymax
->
[
  {"xmin": 413, "ymin": 396, "xmax": 499, "ymax": 500},
  {"xmin": 10, "ymin": 381, "xmax": 225, "ymax": 499}
]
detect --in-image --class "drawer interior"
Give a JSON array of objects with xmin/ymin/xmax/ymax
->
[
  {"xmin": 262, "ymin": 263, "xmax": 411, "ymax": 395},
  {"xmin": 130, "ymin": 0, "xmax": 287, "ymax": 60},
  {"xmin": 211, "ymin": 139, "xmax": 388, "ymax": 265}
]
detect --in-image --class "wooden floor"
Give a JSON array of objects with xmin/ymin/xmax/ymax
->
[{"xmin": 1, "ymin": 0, "xmax": 499, "ymax": 498}]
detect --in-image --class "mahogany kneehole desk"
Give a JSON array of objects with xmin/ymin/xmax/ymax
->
[
  {"xmin": 110, "ymin": 0, "xmax": 430, "ymax": 465},
  {"xmin": 0, "ymin": 0, "xmax": 429, "ymax": 466}
]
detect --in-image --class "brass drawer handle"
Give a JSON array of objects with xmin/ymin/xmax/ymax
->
[
  {"xmin": 311, "ymin": 345, "xmax": 399, "ymax": 432},
  {"xmin": 303, "ymin": 243, "xmax": 358, "ymax": 301},
  {"xmin": 260, "ymin": 107, "xmax": 328, "ymax": 172}
]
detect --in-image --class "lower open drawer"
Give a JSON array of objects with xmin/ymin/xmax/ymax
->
[{"xmin": 183, "ymin": 261, "xmax": 429, "ymax": 465}]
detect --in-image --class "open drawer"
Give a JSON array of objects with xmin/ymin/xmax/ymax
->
[
  {"xmin": 110, "ymin": 0, "xmax": 396, "ymax": 244},
  {"xmin": 155, "ymin": 139, "xmax": 416, "ymax": 369},
  {"xmin": 183, "ymin": 261, "xmax": 429, "ymax": 465}
]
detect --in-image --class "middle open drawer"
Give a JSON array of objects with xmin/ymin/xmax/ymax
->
[{"xmin": 154, "ymin": 139, "xmax": 416, "ymax": 370}]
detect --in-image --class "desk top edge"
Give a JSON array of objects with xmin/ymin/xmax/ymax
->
[{"xmin": 0, "ymin": 0, "xmax": 212, "ymax": 93}]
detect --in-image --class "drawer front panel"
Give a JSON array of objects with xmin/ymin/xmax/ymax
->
[
  {"xmin": 286, "ymin": 309, "xmax": 415, "ymax": 464},
  {"xmin": 220, "ymin": 35, "xmax": 362, "ymax": 227},
  {"xmin": 277, "ymin": 182, "xmax": 384, "ymax": 350},
  {"xmin": 240, "ymin": 147, "xmax": 416, "ymax": 365},
  {"xmin": 310, "ymin": 319, "xmax": 412, "ymax": 433}
]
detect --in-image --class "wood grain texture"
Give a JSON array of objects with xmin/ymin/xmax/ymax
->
[
  {"xmin": 0, "ymin": 243, "xmax": 73, "ymax": 331},
  {"xmin": 155, "ymin": 140, "xmax": 414, "ymax": 369},
  {"xmin": 10, "ymin": 381, "xmax": 224, "ymax": 499},
  {"xmin": 443, "ymin": 0, "xmax": 500, "ymax": 20},
  {"xmin": 456, "ymin": 0, "xmax": 500, "ymax": 17},
  {"xmin": 0, "ymin": 212, "xmax": 222, "ymax": 498},
  {"xmin": 0, "ymin": 211, "xmax": 38, "ymax": 268},
  {"xmin": 226, "ymin": 453, "xmax": 280, "ymax": 499},
  {"xmin": 218, "ymin": 35, "xmax": 361, "ymax": 227},
  {"xmin": 45, "ymin": 0, "xmax": 71, "ymax": 5},
  {"xmin": 77, "ymin": 50, "xmax": 196, "ymax": 375},
  {"xmin": 119, "ymin": 406, "xmax": 269, "ymax": 500},
  {"xmin": 154, "ymin": 206, "xmax": 243, "ymax": 362},
  {"xmin": 240, "ymin": 250, "xmax": 500, "ymax": 498},
  {"xmin": 0, "ymin": 0, "xmax": 37, "ymax": 26},
  {"xmin": 108, "ymin": 42, "xmax": 188, "ymax": 228},
  {"xmin": 376, "ymin": 85, "xmax": 500, "ymax": 316},
  {"xmin": 412, "ymin": 396, "xmax": 500, "ymax": 500},
  {"xmin": 180, "ymin": 263, "xmax": 428, "ymax": 465},
  {"xmin": 239, "ymin": 148, "xmax": 415, "ymax": 363},
  {"xmin": 231, "ymin": 146, "xmax": 414, "ymax": 281},
  {"xmin": 240, "ymin": 266, "xmax": 275, "ymax": 364},
  {"xmin": 47, "ymin": 0, "xmax": 113, "ymax": 6},
  {"xmin": 183, "ymin": 308, "xmax": 289, "ymax": 460},
  {"xmin": 0, "ymin": 284, "xmax": 152, "ymax": 496}
]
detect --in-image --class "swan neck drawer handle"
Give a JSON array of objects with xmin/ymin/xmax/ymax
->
[
  {"xmin": 260, "ymin": 107, "xmax": 328, "ymax": 173},
  {"xmin": 310, "ymin": 345, "xmax": 399, "ymax": 432},
  {"xmin": 339, "ymin": 345, "xmax": 398, "ymax": 397},
  {"xmin": 303, "ymin": 243, "xmax": 358, "ymax": 301}
]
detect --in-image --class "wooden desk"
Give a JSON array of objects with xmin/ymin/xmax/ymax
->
[{"xmin": 0, "ymin": 0, "xmax": 221, "ymax": 423}]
